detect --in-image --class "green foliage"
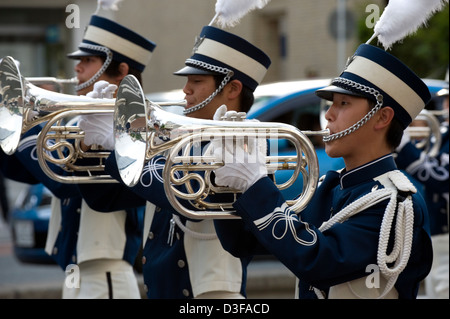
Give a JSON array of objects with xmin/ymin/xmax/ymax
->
[{"xmin": 357, "ymin": 4, "xmax": 449, "ymax": 79}]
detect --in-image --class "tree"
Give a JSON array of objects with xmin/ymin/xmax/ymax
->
[{"xmin": 358, "ymin": 4, "xmax": 449, "ymax": 79}]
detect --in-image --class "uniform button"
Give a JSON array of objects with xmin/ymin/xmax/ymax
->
[
  {"xmin": 52, "ymin": 247, "xmax": 58, "ymax": 255},
  {"xmin": 71, "ymin": 255, "xmax": 77, "ymax": 263},
  {"xmin": 177, "ymin": 260, "xmax": 185, "ymax": 268},
  {"xmin": 76, "ymin": 208, "xmax": 81, "ymax": 213},
  {"xmin": 155, "ymin": 207, "xmax": 161, "ymax": 212},
  {"xmin": 182, "ymin": 289, "xmax": 190, "ymax": 297},
  {"xmin": 148, "ymin": 232, "xmax": 154, "ymax": 240},
  {"xmin": 142, "ymin": 256, "xmax": 147, "ymax": 264},
  {"xmin": 143, "ymin": 284, "xmax": 148, "ymax": 293}
]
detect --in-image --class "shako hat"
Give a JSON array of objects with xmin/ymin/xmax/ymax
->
[
  {"xmin": 316, "ymin": 44, "xmax": 431, "ymax": 129},
  {"xmin": 68, "ymin": 15, "xmax": 156, "ymax": 73},
  {"xmin": 174, "ymin": 26, "xmax": 271, "ymax": 92}
]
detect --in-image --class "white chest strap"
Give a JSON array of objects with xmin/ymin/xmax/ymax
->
[{"xmin": 313, "ymin": 170, "xmax": 416, "ymax": 299}]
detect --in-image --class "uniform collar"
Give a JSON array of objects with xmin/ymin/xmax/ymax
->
[{"xmin": 339, "ymin": 154, "xmax": 397, "ymax": 189}]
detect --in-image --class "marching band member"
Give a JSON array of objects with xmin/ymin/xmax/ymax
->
[
  {"xmin": 395, "ymin": 86, "xmax": 449, "ymax": 298},
  {"xmin": 213, "ymin": 44, "xmax": 433, "ymax": 299},
  {"xmin": 1, "ymin": 11, "xmax": 155, "ymax": 299},
  {"xmin": 78, "ymin": 25, "xmax": 271, "ymax": 298},
  {"xmin": 65, "ymin": 13, "xmax": 155, "ymax": 299}
]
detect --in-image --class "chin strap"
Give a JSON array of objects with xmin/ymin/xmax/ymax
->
[
  {"xmin": 183, "ymin": 58, "xmax": 234, "ymax": 115},
  {"xmin": 322, "ymin": 77, "xmax": 384, "ymax": 143},
  {"xmin": 75, "ymin": 43, "xmax": 113, "ymax": 92}
]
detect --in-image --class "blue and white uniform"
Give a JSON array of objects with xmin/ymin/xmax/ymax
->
[
  {"xmin": 0, "ymin": 124, "xmax": 144, "ymax": 298},
  {"xmin": 0, "ymin": 125, "xmax": 80, "ymax": 270},
  {"xmin": 396, "ymin": 127, "xmax": 449, "ymax": 236},
  {"xmin": 79, "ymin": 25, "xmax": 272, "ymax": 299},
  {"xmin": 396, "ymin": 124, "xmax": 449, "ymax": 298},
  {"xmin": 214, "ymin": 154, "xmax": 433, "ymax": 299},
  {"xmin": 80, "ymin": 151, "xmax": 251, "ymax": 299}
]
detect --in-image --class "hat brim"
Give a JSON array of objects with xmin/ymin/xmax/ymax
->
[
  {"xmin": 315, "ymin": 85, "xmax": 367, "ymax": 101},
  {"xmin": 173, "ymin": 66, "xmax": 220, "ymax": 76},
  {"xmin": 67, "ymin": 49, "xmax": 104, "ymax": 59}
]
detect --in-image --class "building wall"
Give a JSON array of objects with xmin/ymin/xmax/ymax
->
[
  {"xmin": 114, "ymin": 0, "xmax": 384, "ymax": 93},
  {"xmin": 1, "ymin": 0, "xmax": 384, "ymax": 94}
]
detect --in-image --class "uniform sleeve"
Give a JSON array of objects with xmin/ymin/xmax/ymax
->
[
  {"xmin": 1, "ymin": 148, "xmax": 39, "ymax": 184},
  {"xmin": 105, "ymin": 151, "xmax": 174, "ymax": 210},
  {"xmin": 396, "ymin": 136, "xmax": 449, "ymax": 194},
  {"xmin": 77, "ymin": 182, "xmax": 146, "ymax": 212},
  {"xmin": 213, "ymin": 218, "xmax": 270, "ymax": 258},
  {"xmin": 3, "ymin": 126, "xmax": 79, "ymax": 198},
  {"xmin": 232, "ymin": 176, "xmax": 385, "ymax": 289}
]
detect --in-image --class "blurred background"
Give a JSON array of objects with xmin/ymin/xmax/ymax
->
[
  {"xmin": 0, "ymin": 0, "xmax": 448, "ymax": 299},
  {"xmin": 1, "ymin": 0, "xmax": 448, "ymax": 95}
]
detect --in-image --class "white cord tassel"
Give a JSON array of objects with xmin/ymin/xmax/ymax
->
[
  {"xmin": 171, "ymin": 214, "xmax": 217, "ymax": 240},
  {"xmin": 367, "ymin": 0, "xmax": 449, "ymax": 50},
  {"xmin": 210, "ymin": 0, "xmax": 271, "ymax": 27},
  {"xmin": 313, "ymin": 184, "xmax": 415, "ymax": 299},
  {"xmin": 376, "ymin": 193, "xmax": 414, "ymax": 298}
]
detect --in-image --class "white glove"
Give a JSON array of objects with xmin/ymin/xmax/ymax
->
[
  {"xmin": 86, "ymin": 80, "xmax": 118, "ymax": 99},
  {"xmin": 395, "ymin": 129, "xmax": 411, "ymax": 153},
  {"xmin": 79, "ymin": 80, "xmax": 117, "ymax": 150},
  {"xmin": 213, "ymin": 104, "xmax": 228, "ymax": 121},
  {"xmin": 78, "ymin": 113, "xmax": 115, "ymax": 150},
  {"xmin": 214, "ymin": 137, "xmax": 267, "ymax": 192},
  {"xmin": 78, "ymin": 80, "xmax": 117, "ymax": 150},
  {"xmin": 213, "ymin": 104, "xmax": 247, "ymax": 122},
  {"xmin": 212, "ymin": 106, "xmax": 267, "ymax": 192}
]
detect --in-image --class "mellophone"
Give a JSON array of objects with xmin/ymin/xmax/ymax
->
[{"xmin": 1, "ymin": 55, "xmax": 443, "ymax": 219}]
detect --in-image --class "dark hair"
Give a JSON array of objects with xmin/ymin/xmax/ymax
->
[
  {"xmin": 387, "ymin": 117, "xmax": 404, "ymax": 150},
  {"xmin": 367, "ymin": 100, "xmax": 404, "ymax": 150},
  {"xmin": 101, "ymin": 58, "xmax": 143, "ymax": 85},
  {"xmin": 213, "ymin": 75, "xmax": 255, "ymax": 113}
]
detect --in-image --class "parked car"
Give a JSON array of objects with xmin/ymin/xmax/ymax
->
[{"xmin": 10, "ymin": 78, "xmax": 447, "ymax": 264}]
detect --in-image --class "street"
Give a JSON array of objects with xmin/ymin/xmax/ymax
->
[
  {"xmin": 0, "ymin": 218, "xmax": 65, "ymax": 298},
  {"xmin": 0, "ymin": 179, "xmax": 65, "ymax": 298},
  {"xmin": 0, "ymin": 179, "xmax": 296, "ymax": 299}
]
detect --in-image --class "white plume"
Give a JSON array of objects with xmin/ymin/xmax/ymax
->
[
  {"xmin": 95, "ymin": 0, "xmax": 124, "ymax": 14},
  {"xmin": 210, "ymin": 0, "xmax": 271, "ymax": 28},
  {"xmin": 367, "ymin": 0, "xmax": 449, "ymax": 50}
]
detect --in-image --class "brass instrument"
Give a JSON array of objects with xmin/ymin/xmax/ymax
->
[
  {"xmin": 0, "ymin": 56, "xmax": 186, "ymax": 184},
  {"xmin": 1, "ymin": 56, "xmax": 112, "ymax": 152},
  {"xmin": 0, "ymin": 56, "xmax": 115, "ymax": 183},
  {"xmin": 407, "ymin": 109, "xmax": 442, "ymax": 158},
  {"xmin": 114, "ymin": 75, "xmax": 329, "ymax": 219},
  {"xmin": 27, "ymin": 76, "xmax": 78, "ymax": 93}
]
